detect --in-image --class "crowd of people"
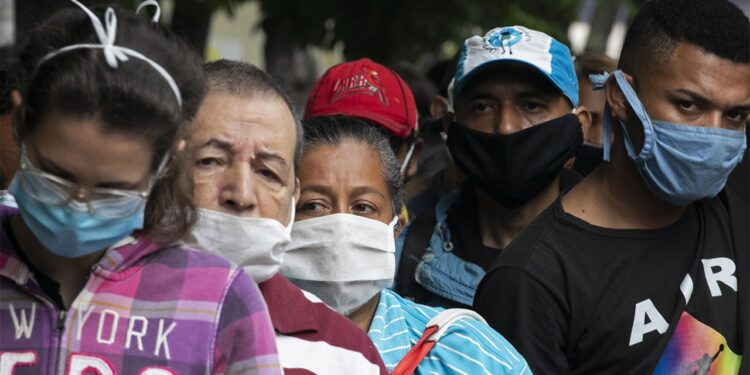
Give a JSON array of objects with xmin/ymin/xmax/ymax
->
[{"xmin": 0, "ymin": 0, "xmax": 748, "ymax": 373}]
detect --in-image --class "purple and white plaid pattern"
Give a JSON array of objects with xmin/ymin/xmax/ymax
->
[{"xmin": 0, "ymin": 205, "xmax": 281, "ymax": 374}]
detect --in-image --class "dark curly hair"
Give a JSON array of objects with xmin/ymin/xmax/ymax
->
[
  {"xmin": 619, "ymin": 0, "xmax": 750, "ymax": 76},
  {"xmin": 15, "ymin": 4, "xmax": 207, "ymax": 244}
]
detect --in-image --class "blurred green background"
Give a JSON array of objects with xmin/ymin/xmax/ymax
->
[{"xmin": 5, "ymin": 0, "xmax": 748, "ymax": 108}]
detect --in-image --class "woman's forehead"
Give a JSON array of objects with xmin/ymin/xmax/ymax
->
[
  {"xmin": 30, "ymin": 115, "xmax": 154, "ymax": 184},
  {"xmin": 300, "ymin": 142, "xmax": 389, "ymax": 191}
]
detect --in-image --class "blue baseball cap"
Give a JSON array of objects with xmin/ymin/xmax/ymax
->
[{"xmin": 450, "ymin": 26, "xmax": 579, "ymax": 108}]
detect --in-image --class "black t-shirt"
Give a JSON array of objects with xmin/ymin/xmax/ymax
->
[
  {"xmin": 449, "ymin": 168, "xmax": 583, "ymax": 270},
  {"xmin": 475, "ymin": 190, "xmax": 746, "ymax": 374},
  {"xmin": 727, "ymin": 127, "xmax": 749, "ymax": 206}
]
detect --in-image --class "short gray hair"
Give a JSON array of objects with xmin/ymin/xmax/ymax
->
[
  {"xmin": 301, "ymin": 115, "xmax": 404, "ymax": 217},
  {"xmin": 203, "ymin": 59, "xmax": 303, "ymax": 168}
]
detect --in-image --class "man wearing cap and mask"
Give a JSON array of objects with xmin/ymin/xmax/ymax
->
[
  {"xmin": 185, "ymin": 59, "xmax": 388, "ymax": 375},
  {"xmin": 393, "ymin": 26, "xmax": 591, "ymax": 309},
  {"xmin": 475, "ymin": 0, "xmax": 750, "ymax": 372},
  {"xmin": 304, "ymin": 58, "xmax": 421, "ymax": 222}
]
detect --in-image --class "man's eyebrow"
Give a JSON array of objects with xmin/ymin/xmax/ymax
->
[
  {"xmin": 730, "ymin": 104, "xmax": 750, "ymax": 113},
  {"xmin": 672, "ymin": 89, "xmax": 711, "ymax": 106},
  {"xmin": 673, "ymin": 89, "xmax": 750, "ymax": 112},
  {"xmin": 466, "ymin": 86, "xmax": 557, "ymax": 100},
  {"xmin": 198, "ymin": 138, "xmax": 234, "ymax": 153},
  {"xmin": 462, "ymin": 91, "xmax": 498, "ymax": 101},
  {"xmin": 517, "ymin": 90, "xmax": 558, "ymax": 100},
  {"xmin": 254, "ymin": 151, "xmax": 289, "ymax": 167}
]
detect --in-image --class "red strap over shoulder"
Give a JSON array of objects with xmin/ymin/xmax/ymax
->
[
  {"xmin": 390, "ymin": 325, "xmax": 439, "ymax": 375},
  {"xmin": 389, "ymin": 308, "xmax": 486, "ymax": 375}
]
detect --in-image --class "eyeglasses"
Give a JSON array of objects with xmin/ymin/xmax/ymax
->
[{"xmin": 16, "ymin": 143, "xmax": 169, "ymax": 218}]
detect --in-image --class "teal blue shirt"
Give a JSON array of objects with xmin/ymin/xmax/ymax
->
[{"xmin": 368, "ymin": 289, "xmax": 531, "ymax": 374}]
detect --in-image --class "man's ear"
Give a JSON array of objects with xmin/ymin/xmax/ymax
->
[
  {"xmin": 430, "ymin": 95, "xmax": 450, "ymax": 120},
  {"xmin": 174, "ymin": 139, "xmax": 187, "ymax": 153},
  {"xmin": 10, "ymin": 90, "xmax": 21, "ymax": 110},
  {"xmin": 574, "ymin": 105, "xmax": 592, "ymax": 137},
  {"xmin": 605, "ymin": 73, "xmax": 633, "ymax": 121}
]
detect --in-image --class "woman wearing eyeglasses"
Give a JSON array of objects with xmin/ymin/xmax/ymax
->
[{"xmin": 0, "ymin": 2, "xmax": 280, "ymax": 374}]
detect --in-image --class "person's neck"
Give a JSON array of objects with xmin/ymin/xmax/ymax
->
[
  {"xmin": 562, "ymin": 136, "xmax": 686, "ymax": 229},
  {"xmin": 10, "ymin": 214, "xmax": 106, "ymax": 309},
  {"xmin": 347, "ymin": 293, "xmax": 381, "ymax": 333},
  {"xmin": 475, "ymin": 176, "xmax": 561, "ymax": 250}
]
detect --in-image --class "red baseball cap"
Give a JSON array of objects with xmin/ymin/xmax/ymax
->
[{"xmin": 305, "ymin": 58, "xmax": 417, "ymax": 138}]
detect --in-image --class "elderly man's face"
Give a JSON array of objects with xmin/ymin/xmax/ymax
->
[{"xmin": 189, "ymin": 91, "xmax": 298, "ymax": 225}]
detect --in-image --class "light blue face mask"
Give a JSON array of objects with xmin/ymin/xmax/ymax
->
[
  {"xmin": 6, "ymin": 142, "xmax": 167, "ymax": 258},
  {"xmin": 590, "ymin": 70, "xmax": 747, "ymax": 206},
  {"xmin": 8, "ymin": 176, "xmax": 146, "ymax": 258}
]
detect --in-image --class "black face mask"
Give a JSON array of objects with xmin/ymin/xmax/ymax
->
[
  {"xmin": 446, "ymin": 113, "xmax": 583, "ymax": 208},
  {"xmin": 572, "ymin": 143, "xmax": 604, "ymax": 177}
]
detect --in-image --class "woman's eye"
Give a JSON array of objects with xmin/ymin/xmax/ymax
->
[
  {"xmin": 301, "ymin": 201, "xmax": 327, "ymax": 212},
  {"xmin": 353, "ymin": 203, "xmax": 376, "ymax": 214}
]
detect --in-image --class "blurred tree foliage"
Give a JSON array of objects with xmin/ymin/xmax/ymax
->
[
  {"xmin": 188, "ymin": 0, "xmax": 577, "ymax": 106},
  {"xmin": 16, "ymin": 0, "xmax": 579, "ymax": 64},
  {"xmin": 14, "ymin": 0, "xmax": 578, "ymax": 110},
  {"xmin": 251, "ymin": 0, "xmax": 578, "ymax": 64}
]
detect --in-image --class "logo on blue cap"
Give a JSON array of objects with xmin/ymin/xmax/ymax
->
[
  {"xmin": 486, "ymin": 27, "xmax": 528, "ymax": 55},
  {"xmin": 453, "ymin": 26, "xmax": 579, "ymax": 108}
]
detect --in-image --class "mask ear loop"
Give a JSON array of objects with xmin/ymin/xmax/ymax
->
[
  {"xmin": 389, "ymin": 216, "xmax": 399, "ymax": 230},
  {"xmin": 589, "ymin": 70, "xmax": 656, "ymax": 162},
  {"xmin": 609, "ymin": 71, "xmax": 655, "ymax": 163},
  {"xmin": 399, "ymin": 138, "xmax": 417, "ymax": 176}
]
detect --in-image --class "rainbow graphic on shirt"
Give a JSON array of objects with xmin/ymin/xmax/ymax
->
[{"xmin": 653, "ymin": 312, "xmax": 741, "ymax": 375}]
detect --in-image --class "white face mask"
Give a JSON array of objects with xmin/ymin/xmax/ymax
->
[
  {"xmin": 186, "ymin": 199, "xmax": 295, "ymax": 283},
  {"xmin": 281, "ymin": 213, "xmax": 397, "ymax": 315}
]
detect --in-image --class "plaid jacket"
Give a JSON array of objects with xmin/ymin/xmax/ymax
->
[{"xmin": 0, "ymin": 205, "xmax": 281, "ymax": 374}]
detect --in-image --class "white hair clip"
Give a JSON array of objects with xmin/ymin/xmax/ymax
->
[{"xmin": 136, "ymin": 0, "xmax": 161, "ymax": 23}]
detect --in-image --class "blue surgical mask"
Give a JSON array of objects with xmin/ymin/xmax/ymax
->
[
  {"xmin": 591, "ymin": 70, "xmax": 747, "ymax": 206},
  {"xmin": 8, "ymin": 176, "xmax": 146, "ymax": 258}
]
